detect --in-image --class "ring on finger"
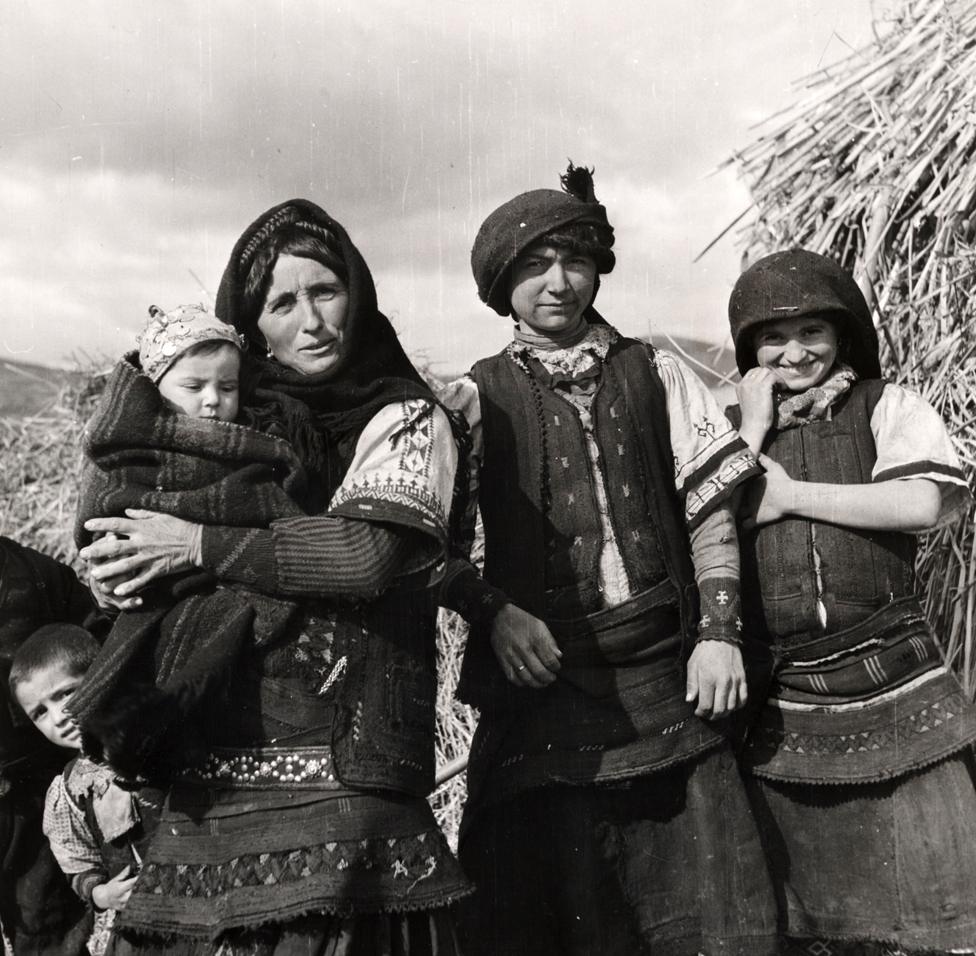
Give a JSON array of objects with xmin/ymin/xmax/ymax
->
[{"xmin": 517, "ymin": 664, "xmax": 527, "ymax": 672}]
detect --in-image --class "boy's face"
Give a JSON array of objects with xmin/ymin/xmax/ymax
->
[
  {"xmin": 754, "ymin": 315, "xmax": 839, "ymax": 392},
  {"xmin": 157, "ymin": 344, "xmax": 241, "ymax": 422},
  {"xmin": 507, "ymin": 244, "xmax": 597, "ymax": 335},
  {"xmin": 15, "ymin": 661, "xmax": 84, "ymax": 750}
]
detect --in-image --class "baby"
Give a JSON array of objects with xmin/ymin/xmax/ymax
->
[
  {"xmin": 139, "ymin": 303, "xmax": 243, "ymax": 422},
  {"xmin": 10, "ymin": 623, "xmax": 160, "ymax": 914},
  {"xmin": 71, "ymin": 303, "xmax": 310, "ymax": 778}
]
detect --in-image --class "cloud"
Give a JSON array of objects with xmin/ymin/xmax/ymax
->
[{"xmin": 0, "ymin": 0, "xmax": 877, "ymax": 368}]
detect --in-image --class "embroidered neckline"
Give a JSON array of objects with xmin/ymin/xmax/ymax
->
[{"xmin": 507, "ymin": 323, "xmax": 617, "ymax": 378}]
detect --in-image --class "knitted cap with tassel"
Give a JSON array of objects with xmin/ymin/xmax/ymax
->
[{"xmin": 471, "ymin": 162, "xmax": 616, "ymax": 316}]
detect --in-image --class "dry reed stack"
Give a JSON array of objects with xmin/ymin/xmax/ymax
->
[{"xmin": 722, "ymin": 0, "xmax": 976, "ymax": 694}]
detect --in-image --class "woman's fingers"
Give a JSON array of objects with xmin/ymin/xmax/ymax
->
[
  {"xmin": 83, "ymin": 516, "xmax": 140, "ymax": 538},
  {"xmin": 490, "ymin": 605, "xmax": 562, "ymax": 688},
  {"xmin": 512, "ymin": 648, "xmax": 559, "ymax": 687},
  {"xmin": 111, "ymin": 562, "xmax": 169, "ymax": 596}
]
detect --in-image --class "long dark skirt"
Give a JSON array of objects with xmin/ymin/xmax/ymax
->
[
  {"xmin": 107, "ymin": 910, "xmax": 461, "ymax": 956},
  {"xmin": 457, "ymin": 746, "xmax": 778, "ymax": 956},
  {"xmin": 747, "ymin": 749, "xmax": 976, "ymax": 953}
]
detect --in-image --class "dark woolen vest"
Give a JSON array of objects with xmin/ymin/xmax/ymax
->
[
  {"xmin": 459, "ymin": 336, "xmax": 698, "ymax": 710},
  {"xmin": 205, "ymin": 586, "xmax": 439, "ymax": 797},
  {"xmin": 731, "ymin": 379, "xmax": 916, "ymax": 648}
]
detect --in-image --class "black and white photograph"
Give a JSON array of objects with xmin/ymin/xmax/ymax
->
[{"xmin": 1, "ymin": 2, "xmax": 975, "ymax": 954}]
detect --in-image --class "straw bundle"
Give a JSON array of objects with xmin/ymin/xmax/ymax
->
[
  {"xmin": 722, "ymin": 0, "xmax": 976, "ymax": 694},
  {"xmin": 0, "ymin": 374, "xmax": 103, "ymax": 575}
]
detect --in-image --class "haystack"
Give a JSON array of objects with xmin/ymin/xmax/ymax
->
[{"xmin": 722, "ymin": 0, "xmax": 976, "ymax": 694}]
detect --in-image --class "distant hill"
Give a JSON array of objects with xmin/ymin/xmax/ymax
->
[
  {"xmin": 0, "ymin": 360, "xmax": 90, "ymax": 418},
  {"xmin": 649, "ymin": 334, "xmax": 737, "ymax": 391},
  {"xmin": 0, "ymin": 337, "xmax": 739, "ymax": 420}
]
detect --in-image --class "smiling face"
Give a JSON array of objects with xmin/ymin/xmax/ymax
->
[
  {"xmin": 156, "ymin": 343, "xmax": 241, "ymax": 421},
  {"xmin": 257, "ymin": 254, "xmax": 350, "ymax": 378},
  {"xmin": 14, "ymin": 661, "xmax": 84, "ymax": 750},
  {"xmin": 753, "ymin": 315, "xmax": 840, "ymax": 392},
  {"xmin": 507, "ymin": 244, "xmax": 597, "ymax": 335}
]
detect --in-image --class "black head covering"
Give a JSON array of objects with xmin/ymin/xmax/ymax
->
[
  {"xmin": 728, "ymin": 248, "xmax": 881, "ymax": 379},
  {"xmin": 215, "ymin": 199, "xmax": 436, "ymax": 500},
  {"xmin": 470, "ymin": 164, "xmax": 616, "ymax": 317}
]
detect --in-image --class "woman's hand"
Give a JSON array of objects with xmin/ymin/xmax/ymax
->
[
  {"xmin": 736, "ymin": 367, "xmax": 779, "ymax": 453},
  {"xmin": 80, "ymin": 510, "xmax": 203, "ymax": 596},
  {"xmin": 742, "ymin": 455, "xmax": 795, "ymax": 528},
  {"xmin": 490, "ymin": 604, "xmax": 563, "ymax": 689},
  {"xmin": 685, "ymin": 639, "xmax": 747, "ymax": 719},
  {"xmin": 91, "ymin": 865, "xmax": 137, "ymax": 911},
  {"xmin": 88, "ymin": 566, "xmax": 144, "ymax": 612}
]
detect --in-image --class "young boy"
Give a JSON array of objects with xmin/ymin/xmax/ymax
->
[
  {"xmin": 10, "ymin": 623, "xmax": 160, "ymax": 914},
  {"xmin": 0, "ymin": 538, "xmax": 104, "ymax": 954},
  {"xmin": 727, "ymin": 248, "xmax": 976, "ymax": 955}
]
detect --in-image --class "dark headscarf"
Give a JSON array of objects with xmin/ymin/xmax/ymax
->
[
  {"xmin": 728, "ymin": 248, "xmax": 882, "ymax": 379},
  {"xmin": 471, "ymin": 164, "xmax": 616, "ymax": 317},
  {"xmin": 215, "ymin": 199, "xmax": 437, "ymax": 500}
]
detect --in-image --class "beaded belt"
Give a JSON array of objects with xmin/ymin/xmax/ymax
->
[{"xmin": 179, "ymin": 746, "xmax": 342, "ymax": 789}]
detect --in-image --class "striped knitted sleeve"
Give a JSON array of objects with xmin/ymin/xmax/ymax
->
[{"xmin": 200, "ymin": 516, "xmax": 425, "ymax": 598}]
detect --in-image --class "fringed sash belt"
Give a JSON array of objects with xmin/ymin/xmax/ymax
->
[{"xmin": 743, "ymin": 597, "xmax": 976, "ymax": 783}]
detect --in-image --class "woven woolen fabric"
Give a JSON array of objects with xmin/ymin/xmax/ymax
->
[
  {"xmin": 471, "ymin": 188, "xmax": 615, "ymax": 316},
  {"xmin": 728, "ymin": 248, "xmax": 881, "ymax": 378}
]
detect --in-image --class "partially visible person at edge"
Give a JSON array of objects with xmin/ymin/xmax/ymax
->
[
  {"xmin": 439, "ymin": 164, "xmax": 778, "ymax": 956},
  {"xmin": 726, "ymin": 248, "xmax": 976, "ymax": 956},
  {"xmin": 77, "ymin": 199, "xmax": 471, "ymax": 954},
  {"xmin": 0, "ymin": 537, "xmax": 106, "ymax": 955},
  {"xmin": 11, "ymin": 624, "xmax": 159, "ymax": 918}
]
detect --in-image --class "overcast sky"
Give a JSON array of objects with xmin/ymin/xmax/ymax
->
[{"xmin": 0, "ymin": 0, "xmax": 881, "ymax": 375}]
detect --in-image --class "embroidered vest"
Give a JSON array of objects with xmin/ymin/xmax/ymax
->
[
  {"xmin": 460, "ymin": 336, "xmax": 698, "ymax": 709},
  {"xmin": 732, "ymin": 380, "xmax": 916, "ymax": 648},
  {"xmin": 207, "ymin": 587, "xmax": 439, "ymax": 798}
]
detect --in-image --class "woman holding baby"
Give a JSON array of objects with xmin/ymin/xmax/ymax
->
[{"xmin": 79, "ymin": 199, "xmax": 470, "ymax": 954}]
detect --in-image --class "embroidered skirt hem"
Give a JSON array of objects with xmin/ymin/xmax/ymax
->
[{"xmin": 117, "ymin": 784, "xmax": 472, "ymax": 941}]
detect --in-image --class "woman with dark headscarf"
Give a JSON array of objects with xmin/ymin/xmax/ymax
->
[{"xmin": 80, "ymin": 200, "xmax": 470, "ymax": 954}]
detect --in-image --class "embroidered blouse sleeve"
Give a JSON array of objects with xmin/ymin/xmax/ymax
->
[
  {"xmin": 328, "ymin": 399, "xmax": 458, "ymax": 544},
  {"xmin": 438, "ymin": 375, "xmax": 482, "ymax": 558},
  {"xmin": 200, "ymin": 400, "xmax": 457, "ymax": 594},
  {"xmin": 437, "ymin": 374, "xmax": 511, "ymax": 627},
  {"xmin": 654, "ymin": 349, "xmax": 761, "ymax": 529},
  {"xmin": 871, "ymin": 383, "xmax": 971, "ymax": 528}
]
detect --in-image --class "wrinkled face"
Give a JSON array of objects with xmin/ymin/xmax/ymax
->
[
  {"xmin": 15, "ymin": 662, "xmax": 84, "ymax": 750},
  {"xmin": 754, "ymin": 315, "xmax": 839, "ymax": 392},
  {"xmin": 157, "ymin": 345, "xmax": 241, "ymax": 421},
  {"xmin": 258, "ymin": 254, "xmax": 350, "ymax": 377},
  {"xmin": 507, "ymin": 244, "xmax": 597, "ymax": 335}
]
